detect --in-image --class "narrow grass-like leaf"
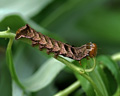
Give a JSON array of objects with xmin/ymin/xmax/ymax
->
[
  {"xmin": 35, "ymin": 83, "xmax": 57, "ymax": 96},
  {"xmin": 89, "ymin": 65, "xmax": 109, "ymax": 96},
  {"xmin": 95, "ymin": 65, "xmax": 111, "ymax": 95},
  {"xmin": 22, "ymin": 58, "xmax": 65, "ymax": 92}
]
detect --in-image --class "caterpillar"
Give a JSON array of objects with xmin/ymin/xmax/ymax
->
[{"xmin": 15, "ymin": 24, "xmax": 97, "ymax": 61}]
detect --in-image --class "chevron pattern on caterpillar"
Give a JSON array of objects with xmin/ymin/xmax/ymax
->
[{"xmin": 15, "ymin": 24, "xmax": 97, "ymax": 61}]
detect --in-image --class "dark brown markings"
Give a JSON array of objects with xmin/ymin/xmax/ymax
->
[{"xmin": 15, "ymin": 24, "xmax": 97, "ymax": 61}]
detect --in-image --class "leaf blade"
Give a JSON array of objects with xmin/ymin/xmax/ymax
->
[{"xmin": 23, "ymin": 58, "xmax": 65, "ymax": 92}]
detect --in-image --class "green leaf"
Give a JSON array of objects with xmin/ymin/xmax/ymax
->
[
  {"xmin": 95, "ymin": 65, "xmax": 111, "ymax": 95},
  {"xmin": 12, "ymin": 81, "xmax": 27, "ymax": 96},
  {"xmin": 0, "ymin": 14, "xmax": 61, "ymax": 50},
  {"xmin": 75, "ymin": 73, "xmax": 95, "ymax": 96},
  {"xmin": 74, "ymin": 88, "xmax": 85, "ymax": 96},
  {"xmin": 97, "ymin": 55, "xmax": 120, "ymax": 86},
  {"xmin": 86, "ymin": 58, "xmax": 109, "ymax": 96},
  {"xmin": 35, "ymin": 83, "xmax": 57, "ymax": 96},
  {"xmin": 0, "ymin": 61, "xmax": 12, "ymax": 96},
  {"xmin": 13, "ymin": 44, "xmax": 38, "ymax": 79},
  {"xmin": 0, "ymin": 15, "xmax": 26, "ymax": 31},
  {"xmin": 89, "ymin": 65, "xmax": 109, "ymax": 96},
  {"xmin": 0, "ymin": 0, "xmax": 54, "ymax": 20},
  {"xmin": 103, "ymin": 67, "xmax": 117, "ymax": 95},
  {"xmin": 0, "ymin": 15, "xmax": 48, "ymax": 33},
  {"xmin": 0, "ymin": 14, "xmax": 62, "ymax": 41},
  {"xmin": 74, "ymin": 59, "xmax": 95, "ymax": 96},
  {"xmin": 22, "ymin": 58, "xmax": 65, "ymax": 92},
  {"xmin": 97, "ymin": 55, "xmax": 120, "ymax": 95},
  {"xmin": 75, "ymin": 58, "xmax": 110, "ymax": 96}
]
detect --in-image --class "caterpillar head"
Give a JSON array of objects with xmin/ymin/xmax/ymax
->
[
  {"xmin": 86, "ymin": 42, "xmax": 97, "ymax": 58},
  {"xmin": 15, "ymin": 24, "xmax": 34, "ymax": 40}
]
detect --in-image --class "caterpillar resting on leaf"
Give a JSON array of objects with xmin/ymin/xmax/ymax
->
[{"xmin": 15, "ymin": 24, "xmax": 97, "ymax": 62}]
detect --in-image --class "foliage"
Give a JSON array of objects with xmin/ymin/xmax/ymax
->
[{"xmin": 0, "ymin": 0, "xmax": 120, "ymax": 96}]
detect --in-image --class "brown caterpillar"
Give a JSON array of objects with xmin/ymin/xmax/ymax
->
[{"xmin": 15, "ymin": 24, "xmax": 97, "ymax": 61}]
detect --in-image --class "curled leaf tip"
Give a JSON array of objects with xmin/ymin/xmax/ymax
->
[
  {"xmin": 6, "ymin": 27, "xmax": 10, "ymax": 33},
  {"xmin": 85, "ymin": 57, "xmax": 96, "ymax": 73}
]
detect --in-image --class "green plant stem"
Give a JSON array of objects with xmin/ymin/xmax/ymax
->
[
  {"xmin": 54, "ymin": 80, "xmax": 81, "ymax": 96},
  {"xmin": 0, "ymin": 29, "xmax": 25, "ymax": 90},
  {"xmin": 85, "ymin": 57, "xmax": 96, "ymax": 72},
  {"xmin": 0, "ymin": 30, "xmax": 103, "ymax": 96},
  {"xmin": 50, "ymin": 56, "xmax": 103, "ymax": 96},
  {"xmin": 111, "ymin": 53, "xmax": 120, "ymax": 61},
  {"xmin": 82, "ymin": 74, "xmax": 104, "ymax": 96},
  {"xmin": 56, "ymin": 56, "xmax": 84, "ymax": 74},
  {"xmin": 6, "ymin": 38, "xmax": 25, "ymax": 90},
  {"xmin": 0, "ymin": 31, "xmax": 15, "ymax": 38}
]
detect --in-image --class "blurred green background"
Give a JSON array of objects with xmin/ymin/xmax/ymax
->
[{"xmin": 0, "ymin": 0, "xmax": 120, "ymax": 96}]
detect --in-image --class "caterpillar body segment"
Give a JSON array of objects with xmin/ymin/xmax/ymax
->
[{"xmin": 15, "ymin": 24, "xmax": 97, "ymax": 61}]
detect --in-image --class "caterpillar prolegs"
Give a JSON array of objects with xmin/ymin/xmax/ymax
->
[{"xmin": 15, "ymin": 24, "xmax": 97, "ymax": 62}]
